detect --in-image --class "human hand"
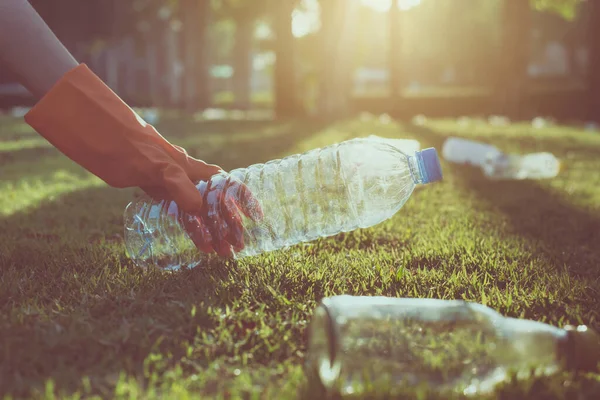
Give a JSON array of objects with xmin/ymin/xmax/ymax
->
[
  {"xmin": 177, "ymin": 173, "xmax": 264, "ymax": 258},
  {"xmin": 23, "ymin": 63, "xmax": 264, "ymax": 256}
]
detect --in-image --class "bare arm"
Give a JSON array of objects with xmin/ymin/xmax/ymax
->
[{"xmin": 0, "ymin": 0, "xmax": 78, "ymax": 99}]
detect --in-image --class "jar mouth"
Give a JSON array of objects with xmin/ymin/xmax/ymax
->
[
  {"xmin": 561, "ymin": 325, "xmax": 600, "ymax": 372},
  {"xmin": 306, "ymin": 303, "xmax": 341, "ymax": 390}
]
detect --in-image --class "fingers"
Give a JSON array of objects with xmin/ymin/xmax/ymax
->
[
  {"xmin": 203, "ymin": 177, "xmax": 235, "ymax": 257},
  {"xmin": 220, "ymin": 183, "xmax": 245, "ymax": 253},
  {"xmin": 186, "ymin": 157, "xmax": 224, "ymax": 183},
  {"xmin": 169, "ymin": 143, "xmax": 223, "ymax": 182},
  {"xmin": 161, "ymin": 164, "xmax": 205, "ymax": 215},
  {"xmin": 157, "ymin": 162, "xmax": 264, "ymax": 259},
  {"xmin": 228, "ymin": 180, "xmax": 264, "ymax": 222},
  {"xmin": 139, "ymin": 182, "xmax": 215, "ymax": 254},
  {"xmin": 190, "ymin": 174, "xmax": 260, "ymax": 256},
  {"xmin": 151, "ymin": 167, "xmax": 234, "ymax": 257},
  {"xmin": 179, "ymin": 213, "xmax": 214, "ymax": 254},
  {"xmin": 169, "ymin": 144, "xmax": 261, "ymax": 224}
]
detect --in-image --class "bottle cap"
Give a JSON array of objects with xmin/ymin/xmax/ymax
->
[
  {"xmin": 417, "ymin": 148, "xmax": 443, "ymax": 184},
  {"xmin": 563, "ymin": 325, "xmax": 600, "ymax": 372}
]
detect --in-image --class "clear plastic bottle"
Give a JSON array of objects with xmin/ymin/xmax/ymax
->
[
  {"xmin": 482, "ymin": 152, "xmax": 560, "ymax": 180},
  {"xmin": 123, "ymin": 137, "xmax": 443, "ymax": 270},
  {"xmin": 305, "ymin": 295, "xmax": 600, "ymax": 397}
]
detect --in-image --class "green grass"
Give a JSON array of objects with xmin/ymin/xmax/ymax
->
[{"xmin": 1, "ymin": 112, "xmax": 600, "ymax": 399}]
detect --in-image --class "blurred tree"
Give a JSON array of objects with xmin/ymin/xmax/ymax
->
[
  {"xmin": 178, "ymin": 0, "xmax": 212, "ymax": 110},
  {"xmin": 395, "ymin": 0, "xmax": 502, "ymax": 88},
  {"xmin": 531, "ymin": 10, "xmax": 586, "ymax": 77},
  {"xmin": 530, "ymin": 0, "xmax": 583, "ymax": 20},
  {"xmin": 29, "ymin": 0, "xmax": 214, "ymax": 108},
  {"xmin": 316, "ymin": 0, "xmax": 358, "ymax": 118},
  {"xmin": 496, "ymin": 0, "xmax": 531, "ymax": 119},
  {"xmin": 294, "ymin": 26, "xmax": 321, "ymax": 114},
  {"xmin": 111, "ymin": 0, "xmax": 213, "ymax": 109},
  {"xmin": 272, "ymin": 0, "xmax": 300, "ymax": 117},
  {"xmin": 213, "ymin": 0, "xmax": 302, "ymax": 116},
  {"xmin": 494, "ymin": 0, "xmax": 586, "ymax": 119},
  {"xmin": 212, "ymin": 0, "xmax": 269, "ymax": 109},
  {"xmin": 208, "ymin": 19, "xmax": 236, "ymax": 65},
  {"xmin": 389, "ymin": 1, "xmax": 401, "ymax": 100},
  {"xmin": 586, "ymin": 0, "xmax": 600, "ymax": 123}
]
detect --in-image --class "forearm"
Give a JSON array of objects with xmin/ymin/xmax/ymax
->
[{"xmin": 0, "ymin": 0, "xmax": 78, "ymax": 99}]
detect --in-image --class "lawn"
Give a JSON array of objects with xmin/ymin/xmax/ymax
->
[{"xmin": 1, "ymin": 111, "xmax": 600, "ymax": 399}]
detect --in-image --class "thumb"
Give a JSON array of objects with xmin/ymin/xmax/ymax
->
[{"xmin": 161, "ymin": 164, "xmax": 205, "ymax": 215}]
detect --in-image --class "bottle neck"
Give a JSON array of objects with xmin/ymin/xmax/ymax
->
[
  {"xmin": 408, "ymin": 155, "xmax": 425, "ymax": 184},
  {"xmin": 499, "ymin": 317, "xmax": 569, "ymax": 369}
]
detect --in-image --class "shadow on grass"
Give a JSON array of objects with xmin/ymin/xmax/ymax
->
[
  {"xmin": 0, "ymin": 118, "xmax": 332, "ymax": 398},
  {"xmin": 402, "ymin": 122, "xmax": 600, "ymax": 276},
  {"xmin": 0, "ymin": 118, "xmax": 328, "ymax": 170},
  {"xmin": 0, "ymin": 118, "xmax": 335, "ymax": 183},
  {"xmin": 0, "ymin": 145, "xmax": 57, "ymax": 168}
]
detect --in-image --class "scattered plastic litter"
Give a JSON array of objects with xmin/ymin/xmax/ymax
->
[
  {"xmin": 585, "ymin": 122, "xmax": 599, "ymax": 132},
  {"xmin": 442, "ymin": 137, "xmax": 502, "ymax": 167},
  {"xmin": 378, "ymin": 113, "xmax": 392, "ymax": 124},
  {"xmin": 483, "ymin": 151, "xmax": 560, "ymax": 180},
  {"xmin": 9, "ymin": 107, "xmax": 31, "ymax": 118},
  {"xmin": 411, "ymin": 114, "xmax": 427, "ymax": 126},
  {"xmin": 442, "ymin": 136, "xmax": 560, "ymax": 180},
  {"xmin": 532, "ymin": 116, "xmax": 555, "ymax": 129},
  {"xmin": 487, "ymin": 115, "xmax": 510, "ymax": 127}
]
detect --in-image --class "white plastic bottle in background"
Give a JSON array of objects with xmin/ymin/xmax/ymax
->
[
  {"xmin": 442, "ymin": 137, "xmax": 502, "ymax": 167},
  {"xmin": 442, "ymin": 137, "xmax": 560, "ymax": 180},
  {"xmin": 482, "ymin": 152, "xmax": 560, "ymax": 180}
]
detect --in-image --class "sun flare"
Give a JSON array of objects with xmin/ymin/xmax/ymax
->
[{"xmin": 360, "ymin": 0, "xmax": 422, "ymax": 12}]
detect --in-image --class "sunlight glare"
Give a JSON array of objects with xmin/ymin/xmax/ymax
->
[
  {"xmin": 398, "ymin": 0, "xmax": 421, "ymax": 10},
  {"xmin": 360, "ymin": 0, "xmax": 422, "ymax": 12},
  {"xmin": 292, "ymin": 0, "xmax": 423, "ymax": 35},
  {"xmin": 292, "ymin": 0, "xmax": 320, "ymax": 37}
]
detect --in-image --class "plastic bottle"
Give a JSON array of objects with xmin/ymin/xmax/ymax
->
[
  {"xmin": 305, "ymin": 295, "xmax": 600, "ymax": 397},
  {"xmin": 482, "ymin": 152, "xmax": 560, "ymax": 180},
  {"xmin": 442, "ymin": 137, "xmax": 560, "ymax": 180},
  {"xmin": 123, "ymin": 137, "xmax": 443, "ymax": 270},
  {"xmin": 442, "ymin": 137, "xmax": 502, "ymax": 167}
]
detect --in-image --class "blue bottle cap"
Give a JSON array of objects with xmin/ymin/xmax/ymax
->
[{"xmin": 417, "ymin": 148, "xmax": 443, "ymax": 184}]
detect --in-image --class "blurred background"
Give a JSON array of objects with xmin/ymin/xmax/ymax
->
[{"xmin": 0, "ymin": 0, "xmax": 597, "ymax": 123}]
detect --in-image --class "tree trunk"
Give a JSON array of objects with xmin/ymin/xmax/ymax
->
[
  {"xmin": 495, "ymin": 0, "xmax": 531, "ymax": 120},
  {"xmin": 155, "ymin": 23, "xmax": 171, "ymax": 108},
  {"xmin": 317, "ymin": 0, "xmax": 356, "ymax": 118},
  {"xmin": 166, "ymin": 26, "xmax": 181, "ymax": 107},
  {"xmin": 389, "ymin": 0, "xmax": 402, "ymax": 102},
  {"xmin": 179, "ymin": 0, "xmax": 211, "ymax": 112},
  {"xmin": 147, "ymin": 39, "xmax": 160, "ymax": 106},
  {"xmin": 588, "ymin": 1, "xmax": 600, "ymax": 123},
  {"xmin": 273, "ymin": 0, "xmax": 298, "ymax": 117},
  {"xmin": 233, "ymin": 15, "xmax": 253, "ymax": 110},
  {"xmin": 562, "ymin": 25, "xmax": 578, "ymax": 77}
]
